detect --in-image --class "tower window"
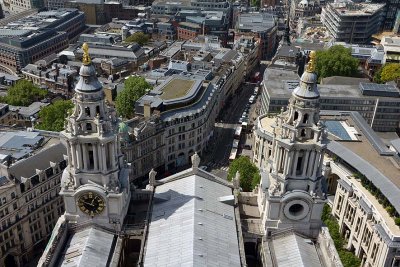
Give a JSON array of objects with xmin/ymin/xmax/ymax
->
[
  {"xmin": 303, "ymin": 113, "xmax": 309, "ymax": 124},
  {"xmin": 86, "ymin": 123, "xmax": 92, "ymax": 131},
  {"xmin": 85, "ymin": 107, "xmax": 91, "ymax": 117},
  {"xmin": 296, "ymin": 153, "xmax": 304, "ymax": 175},
  {"xmin": 88, "ymin": 149, "xmax": 94, "ymax": 170},
  {"xmin": 96, "ymin": 106, "xmax": 100, "ymax": 116},
  {"xmin": 294, "ymin": 111, "xmax": 299, "ymax": 121},
  {"xmin": 301, "ymin": 129, "xmax": 306, "ymax": 137}
]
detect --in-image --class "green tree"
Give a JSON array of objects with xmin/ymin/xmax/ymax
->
[
  {"xmin": 227, "ymin": 156, "xmax": 260, "ymax": 192},
  {"xmin": 115, "ymin": 76, "xmax": 152, "ymax": 118},
  {"xmin": 4, "ymin": 80, "xmax": 48, "ymax": 106},
  {"xmin": 373, "ymin": 66, "xmax": 383, "ymax": 83},
  {"xmin": 124, "ymin": 32, "xmax": 150, "ymax": 46},
  {"xmin": 36, "ymin": 100, "xmax": 73, "ymax": 131},
  {"xmin": 380, "ymin": 63, "xmax": 400, "ymax": 83},
  {"xmin": 322, "ymin": 204, "xmax": 362, "ymax": 267},
  {"xmin": 315, "ymin": 45, "xmax": 359, "ymax": 81},
  {"xmin": 251, "ymin": 0, "xmax": 260, "ymax": 7}
]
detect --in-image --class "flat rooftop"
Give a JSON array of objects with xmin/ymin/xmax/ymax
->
[
  {"xmin": 328, "ymin": 2, "xmax": 385, "ymax": 16},
  {"xmin": 0, "ymin": 131, "xmax": 44, "ymax": 161},
  {"xmin": 159, "ymin": 78, "xmax": 195, "ymax": 100},
  {"xmin": 0, "ymin": 8, "xmax": 80, "ymax": 33},
  {"xmin": 237, "ymin": 12, "xmax": 276, "ymax": 33},
  {"xmin": 264, "ymin": 67, "xmax": 400, "ymax": 99}
]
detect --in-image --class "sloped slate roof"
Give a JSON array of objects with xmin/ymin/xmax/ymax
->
[{"xmin": 144, "ymin": 174, "xmax": 240, "ymax": 267}]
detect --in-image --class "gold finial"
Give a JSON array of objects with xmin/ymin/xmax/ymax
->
[
  {"xmin": 307, "ymin": 50, "xmax": 316, "ymax": 73},
  {"xmin": 82, "ymin": 43, "xmax": 91, "ymax": 65}
]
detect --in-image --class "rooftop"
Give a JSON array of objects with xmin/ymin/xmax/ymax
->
[
  {"xmin": 264, "ymin": 67, "xmax": 400, "ymax": 99},
  {"xmin": 159, "ymin": 78, "xmax": 195, "ymax": 100},
  {"xmin": 0, "ymin": 9, "xmax": 82, "ymax": 47},
  {"xmin": 144, "ymin": 170, "xmax": 241, "ymax": 267},
  {"xmin": 137, "ymin": 74, "xmax": 205, "ymax": 111},
  {"xmin": 237, "ymin": 12, "xmax": 276, "ymax": 33},
  {"xmin": 319, "ymin": 111, "xmax": 400, "ymax": 215},
  {"xmin": 57, "ymin": 227, "xmax": 116, "ymax": 266},
  {"xmin": 0, "ymin": 131, "xmax": 44, "ymax": 161},
  {"xmin": 269, "ymin": 232, "xmax": 323, "ymax": 267},
  {"xmin": 327, "ymin": 2, "xmax": 385, "ymax": 16}
]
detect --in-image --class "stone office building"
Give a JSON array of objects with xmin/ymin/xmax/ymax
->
[
  {"xmin": 0, "ymin": 8, "xmax": 85, "ymax": 74},
  {"xmin": 260, "ymin": 66, "xmax": 400, "ymax": 132},
  {"xmin": 0, "ymin": 131, "xmax": 67, "ymax": 267}
]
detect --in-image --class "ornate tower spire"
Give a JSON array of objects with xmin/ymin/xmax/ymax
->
[
  {"xmin": 255, "ymin": 51, "xmax": 327, "ymax": 238},
  {"xmin": 59, "ymin": 44, "xmax": 130, "ymax": 230}
]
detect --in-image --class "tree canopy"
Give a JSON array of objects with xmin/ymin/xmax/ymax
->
[
  {"xmin": 322, "ymin": 205, "xmax": 361, "ymax": 267},
  {"xmin": 3, "ymin": 80, "xmax": 48, "ymax": 106},
  {"xmin": 115, "ymin": 76, "xmax": 152, "ymax": 118},
  {"xmin": 315, "ymin": 45, "xmax": 359, "ymax": 81},
  {"xmin": 227, "ymin": 156, "xmax": 260, "ymax": 192},
  {"xmin": 250, "ymin": 0, "xmax": 260, "ymax": 7},
  {"xmin": 124, "ymin": 32, "xmax": 150, "ymax": 46},
  {"xmin": 375, "ymin": 63, "xmax": 400, "ymax": 83},
  {"xmin": 36, "ymin": 100, "xmax": 73, "ymax": 131}
]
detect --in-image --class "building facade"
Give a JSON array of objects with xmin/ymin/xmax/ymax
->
[
  {"xmin": 321, "ymin": 2, "xmax": 385, "ymax": 44},
  {"xmin": 318, "ymin": 110, "xmax": 400, "ymax": 267},
  {"xmin": 22, "ymin": 63, "xmax": 78, "ymax": 97},
  {"xmin": 260, "ymin": 66, "xmax": 400, "ymax": 132},
  {"xmin": 0, "ymin": 131, "xmax": 67, "ymax": 267},
  {"xmin": 235, "ymin": 13, "xmax": 277, "ymax": 60},
  {"xmin": 0, "ymin": 8, "xmax": 85, "ymax": 74},
  {"xmin": 372, "ymin": 0, "xmax": 400, "ymax": 32},
  {"xmin": 331, "ymin": 162, "xmax": 400, "ymax": 267}
]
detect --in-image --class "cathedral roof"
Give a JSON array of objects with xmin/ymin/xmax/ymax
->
[{"xmin": 144, "ymin": 171, "xmax": 240, "ymax": 266}]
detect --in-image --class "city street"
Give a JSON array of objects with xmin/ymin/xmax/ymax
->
[{"xmin": 201, "ymin": 82, "xmax": 260, "ymax": 179}]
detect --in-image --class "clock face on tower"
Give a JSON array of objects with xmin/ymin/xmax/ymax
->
[{"xmin": 77, "ymin": 192, "xmax": 105, "ymax": 216}]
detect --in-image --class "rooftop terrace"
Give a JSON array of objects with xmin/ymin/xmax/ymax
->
[{"xmin": 159, "ymin": 78, "xmax": 195, "ymax": 100}]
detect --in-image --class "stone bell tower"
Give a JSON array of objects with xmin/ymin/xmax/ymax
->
[
  {"xmin": 60, "ymin": 43, "xmax": 130, "ymax": 231},
  {"xmin": 258, "ymin": 51, "xmax": 327, "ymax": 238}
]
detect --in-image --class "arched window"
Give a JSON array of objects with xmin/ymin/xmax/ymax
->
[
  {"xmin": 294, "ymin": 111, "xmax": 299, "ymax": 121},
  {"xmin": 303, "ymin": 113, "xmax": 309, "ymax": 124},
  {"xmin": 86, "ymin": 123, "xmax": 92, "ymax": 131},
  {"xmin": 301, "ymin": 129, "xmax": 306, "ymax": 137},
  {"xmin": 85, "ymin": 107, "xmax": 91, "ymax": 117}
]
